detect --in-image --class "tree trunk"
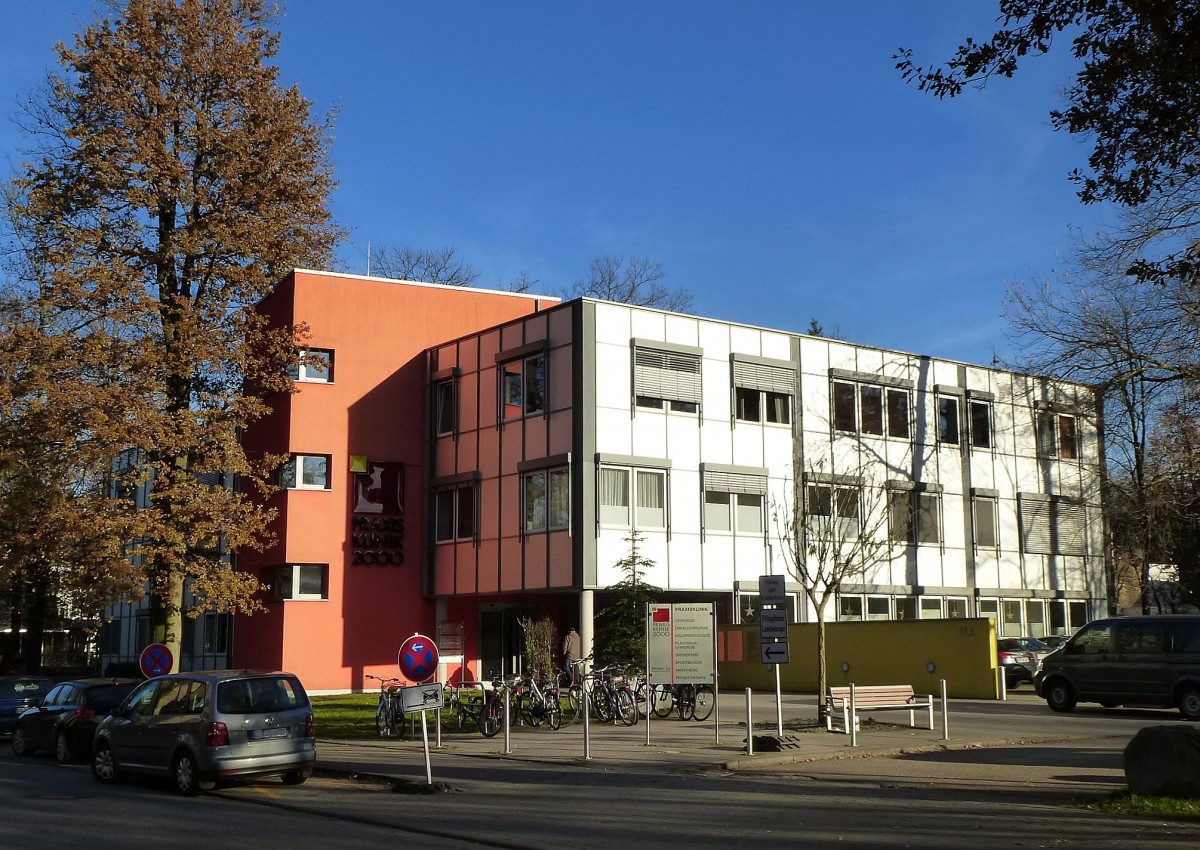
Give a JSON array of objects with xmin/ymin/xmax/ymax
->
[
  {"xmin": 816, "ymin": 615, "xmax": 828, "ymax": 724},
  {"xmin": 148, "ymin": 571, "xmax": 184, "ymax": 672}
]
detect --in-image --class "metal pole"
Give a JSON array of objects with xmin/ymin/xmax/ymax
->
[
  {"xmin": 745, "ymin": 688, "xmax": 753, "ymax": 755},
  {"xmin": 646, "ymin": 605, "xmax": 652, "ymax": 747},
  {"xmin": 713, "ymin": 607, "xmax": 720, "ymax": 745},
  {"xmin": 435, "ymin": 697, "xmax": 443, "ymax": 749},
  {"xmin": 849, "ymin": 682, "xmax": 858, "ymax": 748},
  {"xmin": 503, "ymin": 687, "xmax": 511, "ymax": 754},
  {"xmin": 774, "ymin": 663, "xmax": 783, "ymax": 737},
  {"xmin": 583, "ymin": 683, "xmax": 591, "ymax": 760},
  {"xmin": 998, "ymin": 666, "xmax": 1007, "ymax": 701},
  {"xmin": 420, "ymin": 711, "xmax": 432, "ymax": 785},
  {"xmin": 940, "ymin": 678, "xmax": 949, "ymax": 741}
]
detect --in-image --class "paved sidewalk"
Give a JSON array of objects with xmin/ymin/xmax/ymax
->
[{"xmin": 315, "ymin": 691, "xmax": 1073, "ymax": 785}]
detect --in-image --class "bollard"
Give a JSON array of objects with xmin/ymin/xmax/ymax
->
[
  {"xmin": 503, "ymin": 687, "xmax": 511, "ymax": 754},
  {"xmin": 745, "ymin": 687, "xmax": 754, "ymax": 755},
  {"xmin": 940, "ymin": 678, "xmax": 949, "ymax": 741},
  {"xmin": 849, "ymin": 682, "xmax": 858, "ymax": 748},
  {"xmin": 998, "ymin": 666, "xmax": 1007, "ymax": 701},
  {"xmin": 583, "ymin": 685, "xmax": 591, "ymax": 760}
]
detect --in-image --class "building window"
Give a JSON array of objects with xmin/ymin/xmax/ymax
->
[
  {"xmin": 200, "ymin": 612, "xmax": 233, "ymax": 652},
  {"xmin": 1019, "ymin": 494, "xmax": 1087, "ymax": 556},
  {"xmin": 866, "ymin": 596, "xmax": 891, "ymax": 621},
  {"xmin": 889, "ymin": 488, "xmax": 941, "ymax": 544},
  {"xmin": 805, "ymin": 484, "xmax": 861, "ymax": 540},
  {"xmin": 732, "ymin": 355, "xmax": 795, "ymax": 425},
  {"xmin": 832, "ymin": 380, "xmax": 910, "ymax": 438},
  {"xmin": 501, "ymin": 353, "xmax": 546, "ymax": 419},
  {"xmin": 633, "ymin": 342, "xmax": 702, "ymax": 415},
  {"xmin": 937, "ymin": 397, "xmax": 960, "ymax": 444},
  {"xmin": 287, "ymin": 348, "xmax": 333, "ymax": 383},
  {"xmin": 524, "ymin": 467, "xmax": 569, "ymax": 532},
  {"xmin": 280, "ymin": 454, "xmax": 330, "ymax": 490},
  {"xmin": 919, "ymin": 597, "xmax": 943, "ymax": 618},
  {"xmin": 896, "ymin": 596, "xmax": 918, "ymax": 620},
  {"xmin": 434, "ymin": 380, "xmax": 456, "ymax": 436},
  {"xmin": 704, "ymin": 491, "xmax": 764, "ymax": 534},
  {"xmin": 970, "ymin": 400, "xmax": 992, "ymax": 449},
  {"xmin": 273, "ymin": 564, "xmax": 328, "ymax": 601},
  {"xmin": 599, "ymin": 465, "xmax": 667, "ymax": 530},
  {"xmin": 435, "ymin": 486, "xmax": 475, "ymax": 542},
  {"xmin": 974, "ymin": 495, "xmax": 999, "ymax": 548},
  {"xmin": 838, "ymin": 596, "xmax": 864, "ymax": 621},
  {"xmin": 1037, "ymin": 411, "xmax": 1079, "ymax": 459}
]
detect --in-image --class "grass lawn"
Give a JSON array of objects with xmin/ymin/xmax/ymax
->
[{"xmin": 1086, "ymin": 791, "xmax": 1200, "ymax": 819}]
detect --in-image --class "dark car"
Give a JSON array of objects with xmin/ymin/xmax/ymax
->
[
  {"xmin": 998, "ymin": 638, "xmax": 1038, "ymax": 689},
  {"xmin": 12, "ymin": 678, "xmax": 139, "ymax": 763},
  {"xmin": 93, "ymin": 670, "xmax": 315, "ymax": 795},
  {"xmin": 0, "ymin": 676, "xmax": 55, "ymax": 736}
]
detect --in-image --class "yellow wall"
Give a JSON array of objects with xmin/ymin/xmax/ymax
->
[{"xmin": 718, "ymin": 618, "xmax": 999, "ymax": 699}]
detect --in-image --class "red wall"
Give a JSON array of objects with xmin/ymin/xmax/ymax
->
[{"xmin": 236, "ymin": 270, "xmax": 555, "ymax": 691}]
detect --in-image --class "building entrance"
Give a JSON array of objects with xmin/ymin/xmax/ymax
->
[{"xmin": 478, "ymin": 604, "xmax": 536, "ymax": 680}]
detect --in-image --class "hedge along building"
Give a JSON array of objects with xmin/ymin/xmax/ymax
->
[{"xmin": 99, "ymin": 270, "xmax": 1107, "ymax": 692}]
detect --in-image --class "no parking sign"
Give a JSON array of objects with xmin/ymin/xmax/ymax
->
[
  {"xmin": 398, "ymin": 633, "xmax": 439, "ymax": 683},
  {"xmin": 139, "ymin": 643, "xmax": 173, "ymax": 678}
]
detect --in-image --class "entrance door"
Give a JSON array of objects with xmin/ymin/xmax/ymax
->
[{"xmin": 478, "ymin": 605, "xmax": 536, "ymax": 680}]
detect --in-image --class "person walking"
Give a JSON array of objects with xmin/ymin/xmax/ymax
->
[{"xmin": 562, "ymin": 626, "xmax": 581, "ymax": 685}]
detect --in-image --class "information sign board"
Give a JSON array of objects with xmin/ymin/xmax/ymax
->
[
  {"xmin": 759, "ymin": 607, "xmax": 789, "ymax": 640},
  {"xmin": 400, "ymin": 683, "xmax": 446, "ymax": 713},
  {"xmin": 647, "ymin": 603, "xmax": 715, "ymax": 685},
  {"xmin": 758, "ymin": 574, "xmax": 787, "ymax": 607}
]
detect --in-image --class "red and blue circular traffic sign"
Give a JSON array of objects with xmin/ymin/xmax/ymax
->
[
  {"xmin": 139, "ymin": 643, "xmax": 174, "ymax": 678},
  {"xmin": 397, "ymin": 633, "xmax": 439, "ymax": 683}
]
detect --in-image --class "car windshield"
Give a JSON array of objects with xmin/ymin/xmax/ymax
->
[
  {"xmin": 216, "ymin": 676, "xmax": 308, "ymax": 714},
  {"xmin": 0, "ymin": 679, "xmax": 50, "ymax": 699}
]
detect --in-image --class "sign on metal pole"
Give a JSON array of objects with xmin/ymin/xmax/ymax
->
[
  {"xmin": 760, "ymin": 641, "xmax": 791, "ymax": 665},
  {"xmin": 139, "ymin": 643, "xmax": 173, "ymax": 678},
  {"xmin": 400, "ymin": 683, "xmax": 446, "ymax": 714},
  {"xmin": 648, "ymin": 603, "xmax": 715, "ymax": 685},
  {"xmin": 398, "ymin": 633, "xmax": 440, "ymax": 683},
  {"xmin": 758, "ymin": 574, "xmax": 787, "ymax": 607},
  {"xmin": 759, "ymin": 607, "xmax": 789, "ymax": 640}
]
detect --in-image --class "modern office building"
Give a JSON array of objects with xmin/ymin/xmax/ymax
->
[{"xmin": 100, "ymin": 270, "xmax": 1106, "ymax": 691}]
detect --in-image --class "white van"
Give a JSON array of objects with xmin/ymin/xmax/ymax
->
[{"xmin": 1034, "ymin": 615, "xmax": 1200, "ymax": 719}]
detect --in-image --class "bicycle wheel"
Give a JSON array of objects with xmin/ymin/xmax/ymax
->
[
  {"xmin": 566, "ymin": 684, "xmax": 583, "ymax": 718},
  {"xmin": 615, "ymin": 688, "xmax": 637, "ymax": 726},
  {"xmin": 651, "ymin": 683, "xmax": 674, "ymax": 718},
  {"xmin": 521, "ymin": 692, "xmax": 541, "ymax": 727},
  {"xmin": 592, "ymin": 685, "xmax": 613, "ymax": 723},
  {"xmin": 375, "ymin": 699, "xmax": 391, "ymax": 736},
  {"xmin": 634, "ymin": 680, "xmax": 648, "ymax": 717},
  {"xmin": 545, "ymin": 695, "xmax": 562, "ymax": 730},
  {"xmin": 692, "ymin": 684, "xmax": 715, "ymax": 721},
  {"xmin": 676, "ymin": 684, "xmax": 696, "ymax": 721},
  {"xmin": 480, "ymin": 698, "xmax": 501, "ymax": 737}
]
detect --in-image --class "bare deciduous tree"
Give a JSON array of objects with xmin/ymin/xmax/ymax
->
[
  {"xmin": 564, "ymin": 256, "xmax": 695, "ymax": 313},
  {"xmin": 772, "ymin": 454, "xmax": 894, "ymax": 718},
  {"xmin": 368, "ymin": 245, "xmax": 480, "ymax": 287}
]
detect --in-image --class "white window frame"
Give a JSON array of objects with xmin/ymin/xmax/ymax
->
[
  {"xmin": 280, "ymin": 454, "xmax": 330, "ymax": 490},
  {"xmin": 937, "ymin": 396, "xmax": 960, "ymax": 445},
  {"xmin": 274, "ymin": 564, "xmax": 328, "ymax": 601},
  {"xmin": 889, "ymin": 487, "xmax": 941, "ymax": 545},
  {"xmin": 599, "ymin": 465, "xmax": 668, "ymax": 531},
  {"xmin": 1037, "ymin": 410, "xmax": 1079, "ymax": 459},
  {"xmin": 805, "ymin": 483, "xmax": 861, "ymax": 541},
  {"xmin": 832, "ymin": 380, "xmax": 911, "ymax": 439},
  {"xmin": 704, "ymin": 490, "xmax": 764, "ymax": 534},
  {"xmin": 633, "ymin": 341, "xmax": 702, "ymax": 416},
  {"xmin": 969, "ymin": 399, "xmax": 992, "ymax": 449},
  {"xmin": 434, "ymin": 379, "xmax": 456, "ymax": 436},
  {"xmin": 288, "ymin": 348, "xmax": 333, "ymax": 383},
  {"xmin": 974, "ymin": 494, "xmax": 999, "ymax": 548}
]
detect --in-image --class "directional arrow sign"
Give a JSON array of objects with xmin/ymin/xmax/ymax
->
[{"xmin": 760, "ymin": 641, "xmax": 790, "ymax": 665}]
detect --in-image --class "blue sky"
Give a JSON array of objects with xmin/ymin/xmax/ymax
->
[{"xmin": 1, "ymin": 2, "xmax": 1112, "ymax": 367}]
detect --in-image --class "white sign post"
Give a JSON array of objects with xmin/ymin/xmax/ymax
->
[
  {"xmin": 758, "ymin": 575, "xmax": 790, "ymax": 737},
  {"xmin": 647, "ymin": 602, "xmax": 718, "ymax": 744}
]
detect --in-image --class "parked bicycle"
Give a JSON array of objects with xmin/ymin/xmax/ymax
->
[
  {"xmin": 366, "ymin": 674, "xmax": 405, "ymax": 737},
  {"xmin": 588, "ymin": 664, "xmax": 638, "ymax": 726},
  {"xmin": 517, "ymin": 669, "xmax": 562, "ymax": 730},
  {"xmin": 445, "ymin": 679, "xmax": 501, "ymax": 737},
  {"xmin": 650, "ymin": 683, "xmax": 715, "ymax": 721}
]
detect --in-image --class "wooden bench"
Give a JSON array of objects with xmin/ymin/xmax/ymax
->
[{"xmin": 826, "ymin": 684, "xmax": 934, "ymax": 734}]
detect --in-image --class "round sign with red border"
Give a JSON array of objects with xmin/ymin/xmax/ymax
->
[
  {"xmin": 139, "ymin": 643, "xmax": 174, "ymax": 678},
  {"xmin": 397, "ymin": 633, "xmax": 439, "ymax": 683}
]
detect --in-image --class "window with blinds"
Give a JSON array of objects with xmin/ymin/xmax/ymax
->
[
  {"xmin": 732, "ymin": 354, "xmax": 795, "ymax": 425},
  {"xmin": 1019, "ymin": 495, "xmax": 1087, "ymax": 555},
  {"xmin": 633, "ymin": 342, "xmax": 702, "ymax": 413}
]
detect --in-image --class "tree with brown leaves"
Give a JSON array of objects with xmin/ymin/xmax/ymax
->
[{"xmin": 1, "ymin": 0, "xmax": 343, "ymax": 670}]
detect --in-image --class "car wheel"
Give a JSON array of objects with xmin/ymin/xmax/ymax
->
[
  {"xmin": 92, "ymin": 741, "xmax": 121, "ymax": 784},
  {"xmin": 173, "ymin": 751, "xmax": 214, "ymax": 796},
  {"xmin": 1178, "ymin": 686, "xmax": 1200, "ymax": 721},
  {"xmin": 1045, "ymin": 679, "xmax": 1077, "ymax": 713},
  {"xmin": 55, "ymin": 730, "xmax": 75, "ymax": 764},
  {"xmin": 11, "ymin": 726, "xmax": 31, "ymax": 757},
  {"xmin": 281, "ymin": 767, "xmax": 312, "ymax": 786}
]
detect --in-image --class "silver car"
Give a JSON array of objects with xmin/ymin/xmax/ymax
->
[{"xmin": 92, "ymin": 670, "xmax": 315, "ymax": 795}]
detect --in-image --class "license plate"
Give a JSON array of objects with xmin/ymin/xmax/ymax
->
[{"xmin": 248, "ymin": 727, "xmax": 288, "ymax": 740}]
